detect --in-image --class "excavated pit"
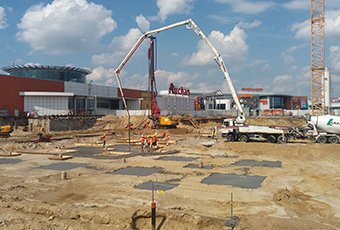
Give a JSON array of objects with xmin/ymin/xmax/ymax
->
[{"xmin": 201, "ymin": 173, "xmax": 267, "ymax": 189}]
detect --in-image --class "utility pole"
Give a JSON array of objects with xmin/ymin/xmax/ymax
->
[{"xmin": 310, "ymin": 0, "xmax": 326, "ymax": 115}]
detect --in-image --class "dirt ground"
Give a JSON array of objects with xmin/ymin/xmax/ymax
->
[{"xmin": 0, "ymin": 115, "xmax": 339, "ymax": 230}]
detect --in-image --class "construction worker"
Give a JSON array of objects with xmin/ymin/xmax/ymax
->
[
  {"xmin": 101, "ymin": 134, "xmax": 107, "ymax": 147},
  {"xmin": 140, "ymin": 134, "xmax": 145, "ymax": 152},
  {"xmin": 151, "ymin": 134, "xmax": 158, "ymax": 148},
  {"xmin": 125, "ymin": 123, "xmax": 134, "ymax": 129},
  {"xmin": 146, "ymin": 135, "xmax": 151, "ymax": 150},
  {"xmin": 211, "ymin": 127, "xmax": 217, "ymax": 139},
  {"xmin": 165, "ymin": 134, "xmax": 170, "ymax": 146},
  {"xmin": 161, "ymin": 131, "xmax": 166, "ymax": 139}
]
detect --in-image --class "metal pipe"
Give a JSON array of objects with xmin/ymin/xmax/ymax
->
[{"xmin": 151, "ymin": 182, "xmax": 156, "ymax": 230}]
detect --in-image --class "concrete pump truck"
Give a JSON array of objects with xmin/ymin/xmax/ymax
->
[{"xmin": 114, "ymin": 18, "xmax": 289, "ymax": 142}]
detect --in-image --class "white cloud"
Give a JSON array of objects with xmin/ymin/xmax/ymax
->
[
  {"xmin": 282, "ymin": 0, "xmax": 308, "ymax": 10},
  {"xmin": 272, "ymin": 74, "xmax": 296, "ymax": 94},
  {"xmin": 155, "ymin": 69, "xmax": 194, "ymax": 89},
  {"xmin": 330, "ymin": 46, "xmax": 340, "ymax": 72},
  {"xmin": 281, "ymin": 45, "xmax": 304, "ymax": 64},
  {"xmin": 17, "ymin": 0, "xmax": 116, "ymax": 54},
  {"xmin": 237, "ymin": 20, "xmax": 262, "ymax": 29},
  {"xmin": 292, "ymin": 10, "xmax": 340, "ymax": 39},
  {"xmin": 184, "ymin": 25, "xmax": 248, "ymax": 67},
  {"xmin": 207, "ymin": 15, "xmax": 232, "ymax": 24},
  {"xmin": 87, "ymin": 66, "xmax": 116, "ymax": 86},
  {"xmin": 92, "ymin": 27, "xmax": 143, "ymax": 67},
  {"xmin": 291, "ymin": 20, "xmax": 308, "ymax": 39},
  {"xmin": 271, "ymin": 66, "xmax": 310, "ymax": 95},
  {"xmin": 156, "ymin": 0, "xmax": 194, "ymax": 21},
  {"xmin": 0, "ymin": 6, "xmax": 7, "ymax": 29},
  {"xmin": 136, "ymin": 14, "xmax": 150, "ymax": 32},
  {"xmin": 273, "ymin": 74, "xmax": 293, "ymax": 84},
  {"xmin": 248, "ymin": 59, "xmax": 270, "ymax": 72},
  {"xmin": 215, "ymin": 0, "xmax": 275, "ymax": 15}
]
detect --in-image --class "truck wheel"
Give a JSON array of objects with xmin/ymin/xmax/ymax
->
[
  {"xmin": 239, "ymin": 134, "xmax": 248, "ymax": 142},
  {"xmin": 267, "ymin": 135, "xmax": 277, "ymax": 143},
  {"xmin": 225, "ymin": 134, "xmax": 235, "ymax": 142},
  {"xmin": 316, "ymin": 136, "xmax": 328, "ymax": 144},
  {"xmin": 277, "ymin": 135, "xmax": 287, "ymax": 143},
  {"xmin": 328, "ymin": 136, "xmax": 339, "ymax": 144}
]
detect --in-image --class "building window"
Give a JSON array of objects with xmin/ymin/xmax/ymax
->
[
  {"xmin": 217, "ymin": 104, "xmax": 226, "ymax": 110},
  {"xmin": 111, "ymin": 100, "xmax": 119, "ymax": 109}
]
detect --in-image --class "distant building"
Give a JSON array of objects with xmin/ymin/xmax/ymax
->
[
  {"xmin": 0, "ymin": 64, "xmax": 143, "ymax": 116},
  {"xmin": 3, "ymin": 64, "xmax": 90, "ymax": 83}
]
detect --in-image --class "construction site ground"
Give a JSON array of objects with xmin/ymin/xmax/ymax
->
[{"xmin": 0, "ymin": 115, "xmax": 339, "ymax": 230}]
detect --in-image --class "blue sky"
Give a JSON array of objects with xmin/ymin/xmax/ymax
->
[{"xmin": 0, "ymin": 0, "xmax": 340, "ymax": 97}]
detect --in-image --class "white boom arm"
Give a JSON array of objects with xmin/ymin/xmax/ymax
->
[{"xmin": 114, "ymin": 18, "xmax": 245, "ymax": 124}]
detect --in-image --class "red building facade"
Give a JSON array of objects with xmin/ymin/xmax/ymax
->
[{"xmin": 0, "ymin": 75, "xmax": 64, "ymax": 116}]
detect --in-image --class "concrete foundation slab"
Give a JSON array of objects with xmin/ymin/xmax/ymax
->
[
  {"xmin": 112, "ymin": 144, "xmax": 139, "ymax": 152},
  {"xmin": 67, "ymin": 147, "xmax": 102, "ymax": 158},
  {"xmin": 134, "ymin": 181, "xmax": 178, "ymax": 191},
  {"xmin": 184, "ymin": 163, "xmax": 214, "ymax": 169},
  {"xmin": 38, "ymin": 162, "xmax": 88, "ymax": 171},
  {"xmin": 111, "ymin": 166, "xmax": 163, "ymax": 176},
  {"xmin": 0, "ymin": 158, "xmax": 22, "ymax": 165},
  {"xmin": 233, "ymin": 160, "xmax": 281, "ymax": 168},
  {"xmin": 157, "ymin": 156, "xmax": 198, "ymax": 162},
  {"xmin": 201, "ymin": 173, "xmax": 266, "ymax": 189}
]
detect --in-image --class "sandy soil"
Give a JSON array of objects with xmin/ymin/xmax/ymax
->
[{"xmin": 0, "ymin": 116, "xmax": 339, "ymax": 229}]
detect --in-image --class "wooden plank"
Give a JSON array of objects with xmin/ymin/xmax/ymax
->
[{"xmin": 48, "ymin": 155, "xmax": 73, "ymax": 160}]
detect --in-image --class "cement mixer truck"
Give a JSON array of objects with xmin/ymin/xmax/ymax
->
[{"xmin": 308, "ymin": 115, "xmax": 340, "ymax": 143}]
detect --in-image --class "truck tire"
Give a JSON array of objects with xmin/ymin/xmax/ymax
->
[
  {"xmin": 239, "ymin": 134, "xmax": 248, "ymax": 142},
  {"xmin": 277, "ymin": 135, "xmax": 287, "ymax": 143},
  {"xmin": 328, "ymin": 136, "xmax": 339, "ymax": 144},
  {"xmin": 225, "ymin": 134, "xmax": 235, "ymax": 142},
  {"xmin": 267, "ymin": 135, "xmax": 277, "ymax": 143},
  {"xmin": 316, "ymin": 136, "xmax": 328, "ymax": 144}
]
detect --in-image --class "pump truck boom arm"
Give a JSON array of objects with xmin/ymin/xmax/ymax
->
[{"xmin": 114, "ymin": 18, "xmax": 245, "ymax": 124}]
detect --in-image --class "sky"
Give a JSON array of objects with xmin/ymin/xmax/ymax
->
[{"xmin": 0, "ymin": 0, "xmax": 340, "ymax": 97}]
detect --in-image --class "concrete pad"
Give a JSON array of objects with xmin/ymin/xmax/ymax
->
[
  {"xmin": 201, "ymin": 173, "xmax": 267, "ymax": 189},
  {"xmin": 157, "ymin": 156, "xmax": 198, "ymax": 162},
  {"xmin": 134, "ymin": 181, "xmax": 178, "ymax": 191},
  {"xmin": 111, "ymin": 166, "xmax": 163, "ymax": 176},
  {"xmin": 37, "ymin": 162, "xmax": 88, "ymax": 171},
  {"xmin": 233, "ymin": 160, "xmax": 282, "ymax": 168}
]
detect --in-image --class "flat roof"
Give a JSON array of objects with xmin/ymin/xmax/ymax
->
[
  {"xmin": 2, "ymin": 64, "xmax": 92, "ymax": 75},
  {"xmin": 19, "ymin": 92, "xmax": 74, "ymax": 97}
]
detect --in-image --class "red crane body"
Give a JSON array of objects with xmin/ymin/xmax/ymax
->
[{"xmin": 148, "ymin": 37, "xmax": 161, "ymax": 121}]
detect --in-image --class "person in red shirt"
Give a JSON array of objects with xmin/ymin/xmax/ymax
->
[
  {"xmin": 140, "ymin": 134, "xmax": 145, "ymax": 152},
  {"xmin": 165, "ymin": 134, "xmax": 170, "ymax": 146},
  {"xmin": 151, "ymin": 134, "xmax": 157, "ymax": 148},
  {"xmin": 101, "ymin": 134, "xmax": 107, "ymax": 147},
  {"xmin": 146, "ymin": 135, "xmax": 151, "ymax": 150}
]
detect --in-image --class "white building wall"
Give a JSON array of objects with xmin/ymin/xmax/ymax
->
[
  {"xmin": 215, "ymin": 99, "xmax": 232, "ymax": 110},
  {"xmin": 24, "ymin": 96, "xmax": 69, "ymax": 116},
  {"xmin": 156, "ymin": 95, "xmax": 194, "ymax": 115},
  {"xmin": 64, "ymin": 82, "xmax": 117, "ymax": 97},
  {"xmin": 127, "ymin": 100, "xmax": 141, "ymax": 110},
  {"xmin": 259, "ymin": 97, "xmax": 270, "ymax": 110}
]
